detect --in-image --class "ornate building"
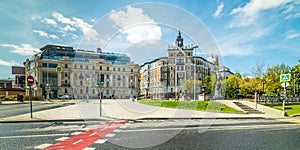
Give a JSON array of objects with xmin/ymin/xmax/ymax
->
[
  {"xmin": 24, "ymin": 45, "xmax": 140, "ymax": 99},
  {"xmin": 140, "ymin": 31, "xmax": 227, "ymax": 99}
]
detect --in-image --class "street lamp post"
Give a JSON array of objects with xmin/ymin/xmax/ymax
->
[
  {"xmin": 193, "ymin": 46, "xmax": 199, "ymax": 101},
  {"xmin": 99, "ymin": 81, "xmax": 104, "ymax": 116}
]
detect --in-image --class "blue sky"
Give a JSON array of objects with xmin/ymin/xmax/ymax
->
[{"xmin": 0, "ymin": 0, "xmax": 300, "ymax": 78}]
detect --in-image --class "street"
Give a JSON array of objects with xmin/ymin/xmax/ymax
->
[
  {"xmin": 0, "ymin": 119, "xmax": 299, "ymax": 150},
  {"xmin": 0, "ymin": 102, "xmax": 72, "ymax": 118}
]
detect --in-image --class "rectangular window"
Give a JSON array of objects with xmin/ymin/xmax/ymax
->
[
  {"xmin": 64, "ymin": 64, "xmax": 68, "ymax": 68},
  {"xmin": 64, "ymin": 72, "xmax": 68, "ymax": 77},
  {"xmin": 92, "ymin": 66, "xmax": 95, "ymax": 70},
  {"xmin": 118, "ymin": 68, "xmax": 120, "ymax": 71},
  {"xmin": 99, "ymin": 66, "xmax": 102, "ymax": 70},
  {"xmin": 113, "ymin": 67, "xmax": 116, "ymax": 71},
  {"xmin": 74, "ymin": 64, "xmax": 77, "ymax": 69},
  {"xmin": 113, "ymin": 75, "xmax": 115, "ymax": 79},
  {"xmin": 107, "ymin": 67, "xmax": 109, "ymax": 71},
  {"xmin": 86, "ymin": 65, "xmax": 88, "ymax": 70},
  {"xmin": 80, "ymin": 89, "xmax": 83, "ymax": 94},
  {"xmin": 74, "ymin": 73, "xmax": 77, "ymax": 77},
  {"xmin": 106, "ymin": 74, "xmax": 109, "ymax": 79},
  {"xmin": 80, "ymin": 81, "xmax": 83, "ymax": 86},
  {"xmin": 80, "ymin": 65, "xmax": 83, "ymax": 69},
  {"xmin": 123, "ymin": 68, "xmax": 125, "ymax": 72},
  {"xmin": 170, "ymin": 80, "xmax": 174, "ymax": 86},
  {"xmin": 92, "ymin": 89, "xmax": 95, "ymax": 94}
]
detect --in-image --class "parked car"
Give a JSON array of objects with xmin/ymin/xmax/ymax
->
[{"xmin": 59, "ymin": 95, "xmax": 72, "ymax": 100}]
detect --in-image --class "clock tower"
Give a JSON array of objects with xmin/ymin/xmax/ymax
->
[{"xmin": 175, "ymin": 30, "xmax": 183, "ymax": 48}]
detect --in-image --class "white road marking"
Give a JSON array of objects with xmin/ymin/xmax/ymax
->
[
  {"xmin": 71, "ymin": 132, "xmax": 82, "ymax": 135},
  {"xmin": 34, "ymin": 143, "xmax": 52, "ymax": 149},
  {"xmin": 55, "ymin": 137, "xmax": 69, "ymax": 141},
  {"xmin": 0, "ymin": 133, "xmax": 68, "ymax": 139},
  {"xmin": 89, "ymin": 132, "xmax": 97, "ymax": 136},
  {"xmin": 94, "ymin": 139, "xmax": 107, "ymax": 144},
  {"xmin": 73, "ymin": 139, "xmax": 83, "ymax": 145},
  {"xmin": 83, "ymin": 147, "xmax": 96, "ymax": 150},
  {"xmin": 104, "ymin": 134, "xmax": 115, "ymax": 138},
  {"xmin": 112, "ymin": 129, "xmax": 122, "ymax": 132},
  {"xmin": 119, "ymin": 125, "xmax": 128, "ymax": 129}
]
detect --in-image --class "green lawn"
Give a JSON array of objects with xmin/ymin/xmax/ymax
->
[
  {"xmin": 138, "ymin": 99, "xmax": 244, "ymax": 114},
  {"xmin": 270, "ymin": 104, "xmax": 300, "ymax": 116}
]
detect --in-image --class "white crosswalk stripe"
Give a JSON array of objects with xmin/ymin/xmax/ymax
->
[{"xmin": 34, "ymin": 143, "xmax": 52, "ymax": 149}]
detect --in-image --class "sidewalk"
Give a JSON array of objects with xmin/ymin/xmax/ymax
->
[{"xmin": 0, "ymin": 99, "xmax": 282, "ymax": 123}]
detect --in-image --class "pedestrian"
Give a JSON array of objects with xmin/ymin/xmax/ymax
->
[
  {"xmin": 17, "ymin": 94, "xmax": 20, "ymax": 102},
  {"xmin": 19, "ymin": 94, "xmax": 24, "ymax": 102}
]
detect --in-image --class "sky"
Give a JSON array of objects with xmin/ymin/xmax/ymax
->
[{"xmin": 0, "ymin": 0, "xmax": 300, "ymax": 79}]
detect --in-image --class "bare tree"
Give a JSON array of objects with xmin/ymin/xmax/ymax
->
[{"xmin": 251, "ymin": 62, "xmax": 266, "ymax": 78}]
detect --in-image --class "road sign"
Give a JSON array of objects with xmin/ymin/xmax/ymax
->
[
  {"xmin": 56, "ymin": 66, "xmax": 62, "ymax": 72},
  {"xmin": 27, "ymin": 75, "xmax": 34, "ymax": 85},
  {"xmin": 281, "ymin": 82, "xmax": 289, "ymax": 88},
  {"xmin": 85, "ymin": 81, "xmax": 91, "ymax": 87},
  {"xmin": 45, "ymin": 85, "xmax": 51, "ymax": 92},
  {"xmin": 280, "ymin": 74, "xmax": 291, "ymax": 82}
]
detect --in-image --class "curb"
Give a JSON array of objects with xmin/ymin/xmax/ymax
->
[
  {"xmin": 134, "ymin": 117, "xmax": 273, "ymax": 120},
  {"xmin": 0, "ymin": 118, "xmax": 118, "ymax": 123}
]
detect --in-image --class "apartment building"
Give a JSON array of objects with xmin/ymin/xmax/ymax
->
[
  {"xmin": 24, "ymin": 45, "xmax": 140, "ymax": 99},
  {"xmin": 140, "ymin": 31, "xmax": 223, "ymax": 99}
]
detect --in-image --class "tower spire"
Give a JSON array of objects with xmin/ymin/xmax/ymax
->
[{"xmin": 176, "ymin": 30, "xmax": 183, "ymax": 47}]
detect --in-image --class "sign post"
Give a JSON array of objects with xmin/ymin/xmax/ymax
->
[
  {"xmin": 280, "ymin": 73, "xmax": 291, "ymax": 117},
  {"xmin": 45, "ymin": 84, "xmax": 51, "ymax": 100},
  {"xmin": 27, "ymin": 75, "xmax": 34, "ymax": 118}
]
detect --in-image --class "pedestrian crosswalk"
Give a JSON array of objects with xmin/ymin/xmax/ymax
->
[{"xmin": 34, "ymin": 120, "xmax": 132, "ymax": 150}]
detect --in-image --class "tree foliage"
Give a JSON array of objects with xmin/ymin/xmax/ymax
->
[{"xmin": 222, "ymin": 63, "xmax": 298, "ymax": 99}]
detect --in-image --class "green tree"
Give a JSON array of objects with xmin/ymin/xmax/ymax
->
[
  {"xmin": 262, "ymin": 63, "xmax": 289, "ymax": 96},
  {"xmin": 204, "ymin": 75, "xmax": 216, "ymax": 95},
  {"xmin": 182, "ymin": 79, "xmax": 202, "ymax": 98},
  {"xmin": 225, "ymin": 73, "xmax": 241, "ymax": 98}
]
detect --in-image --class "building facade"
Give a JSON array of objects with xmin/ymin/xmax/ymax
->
[
  {"xmin": 24, "ymin": 45, "xmax": 140, "ymax": 99},
  {"xmin": 140, "ymin": 31, "xmax": 225, "ymax": 99}
]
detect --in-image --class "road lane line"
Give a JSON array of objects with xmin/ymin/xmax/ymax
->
[
  {"xmin": 89, "ymin": 132, "xmax": 97, "ymax": 136},
  {"xmin": 43, "ymin": 120, "xmax": 128, "ymax": 150},
  {"xmin": 55, "ymin": 137, "xmax": 69, "ymax": 141},
  {"xmin": 73, "ymin": 139, "xmax": 83, "ymax": 145},
  {"xmin": 0, "ymin": 133, "xmax": 68, "ymax": 139},
  {"xmin": 94, "ymin": 139, "xmax": 107, "ymax": 144},
  {"xmin": 35, "ymin": 144, "xmax": 53, "ymax": 149}
]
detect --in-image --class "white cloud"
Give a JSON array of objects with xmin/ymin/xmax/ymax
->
[
  {"xmin": 286, "ymin": 30, "xmax": 300, "ymax": 39},
  {"xmin": 62, "ymin": 25, "xmax": 76, "ymax": 32},
  {"xmin": 52, "ymin": 12, "xmax": 75, "ymax": 26},
  {"xmin": 43, "ymin": 18, "xmax": 57, "ymax": 26},
  {"xmin": 213, "ymin": 2, "xmax": 224, "ymax": 17},
  {"xmin": 0, "ymin": 44, "xmax": 40, "ymax": 56},
  {"xmin": 33, "ymin": 30, "xmax": 59, "ymax": 39},
  {"xmin": 52, "ymin": 12, "xmax": 100, "ymax": 41},
  {"xmin": 282, "ymin": 4, "xmax": 294, "ymax": 14},
  {"xmin": 108, "ymin": 6, "xmax": 162, "ymax": 44},
  {"xmin": 0, "ymin": 59, "xmax": 18, "ymax": 67},
  {"xmin": 285, "ymin": 12, "xmax": 300, "ymax": 19},
  {"xmin": 230, "ymin": 0, "xmax": 291, "ymax": 27}
]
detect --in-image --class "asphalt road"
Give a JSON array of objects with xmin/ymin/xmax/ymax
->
[
  {"xmin": 0, "ymin": 102, "xmax": 70, "ymax": 118},
  {"xmin": 0, "ymin": 119, "xmax": 299, "ymax": 150}
]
